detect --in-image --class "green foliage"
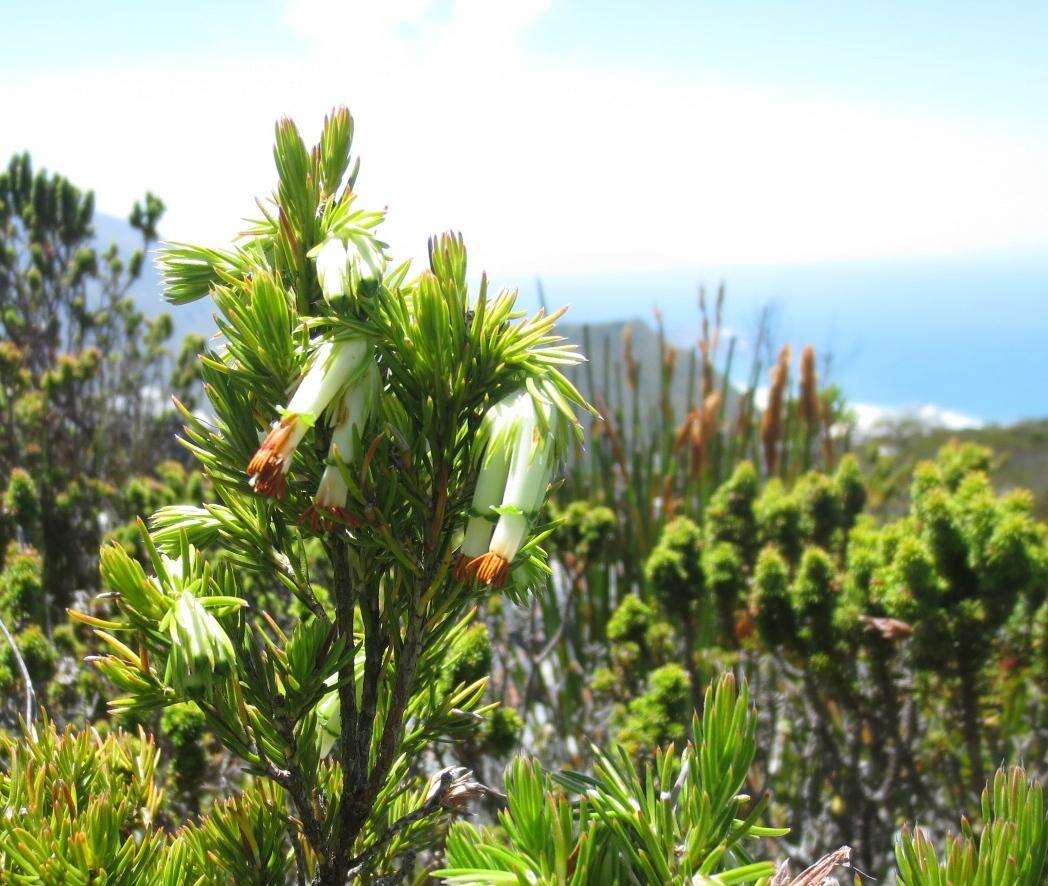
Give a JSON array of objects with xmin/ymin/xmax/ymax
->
[
  {"xmin": 705, "ymin": 461, "xmax": 759, "ymax": 562},
  {"xmin": 0, "ymin": 151, "xmax": 184, "ymax": 614},
  {"xmin": 789, "ymin": 547, "xmax": 836, "ymax": 654},
  {"xmin": 606, "ymin": 593, "xmax": 658, "ymax": 649},
  {"xmin": 4, "ymin": 468, "xmax": 39, "ymax": 538},
  {"xmin": 833, "ymin": 453, "xmax": 867, "ymax": 526},
  {"xmin": 10, "ymin": 624, "xmax": 56, "ymax": 687},
  {"xmin": 160, "ymin": 701, "xmax": 208, "ymax": 796},
  {"xmin": 440, "ymin": 622, "xmax": 493, "ymax": 697},
  {"xmin": 440, "ymin": 674, "xmax": 786, "ymax": 884},
  {"xmin": 179, "ymin": 781, "xmax": 293, "ymax": 884},
  {"xmin": 896, "ymin": 767, "xmax": 1047, "ymax": 886},
  {"xmin": 482, "ymin": 705, "xmax": 524, "ymax": 757},
  {"xmin": 616, "ymin": 662, "xmax": 691, "ymax": 753},
  {"xmin": 703, "ymin": 540, "xmax": 746, "ymax": 643},
  {"xmin": 645, "ymin": 515, "xmax": 704, "ymax": 619},
  {"xmin": 903, "ymin": 444, "xmax": 1047, "ymax": 669},
  {"xmin": 0, "ymin": 545, "xmax": 43, "ymax": 622},
  {"xmin": 553, "ymin": 500, "xmax": 617, "ymax": 565},
  {"xmin": 0, "ymin": 720, "xmax": 168, "ymax": 882},
  {"xmin": 754, "ymin": 479, "xmax": 802, "ymax": 565},
  {"xmin": 794, "ymin": 471, "xmax": 842, "ymax": 551},
  {"xmin": 750, "ymin": 546, "xmax": 794, "ymax": 650}
]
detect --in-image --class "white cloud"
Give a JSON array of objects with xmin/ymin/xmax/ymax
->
[
  {"xmin": 4, "ymin": 1, "xmax": 1048, "ymax": 279},
  {"xmin": 851, "ymin": 401, "xmax": 984, "ymax": 434},
  {"xmin": 754, "ymin": 387, "xmax": 983, "ymax": 432}
]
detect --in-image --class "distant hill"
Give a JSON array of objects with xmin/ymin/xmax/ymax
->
[
  {"xmin": 94, "ymin": 213, "xmax": 216, "ymax": 343},
  {"xmin": 862, "ymin": 418, "xmax": 1048, "ymax": 520}
]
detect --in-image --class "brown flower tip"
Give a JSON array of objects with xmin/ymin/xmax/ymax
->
[
  {"xmin": 621, "ymin": 325, "xmax": 639, "ymax": 390},
  {"xmin": 734, "ymin": 608, "xmax": 757, "ymax": 642},
  {"xmin": 674, "ymin": 409, "xmax": 698, "ymax": 452},
  {"xmin": 249, "ymin": 459, "xmax": 288, "ymax": 498},
  {"xmin": 248, "ymin": 416, "xmax": 300, "ymax": 498},
  {"xmin": 452, "ymin": 553, "xmax": 477, "ymax": 584},
  {"xmin": 760, "ymin": 344, "xmax": 791, "ymax": 474},
  {"xmin": 300, "ymin": 504, "xmax": 362, "ymax": 533},
  {"xmin": 470, "ymin": 552, "xmax": 509, "ymax": 587}
]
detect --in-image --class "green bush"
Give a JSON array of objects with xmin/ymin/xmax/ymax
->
[
  {"xmin": 0, "ymin": 546, "xmax": 43, "ymax": 622},
  {"xmin": 616, "ymin": 662, "xmax": 692, "ymax": 752}
]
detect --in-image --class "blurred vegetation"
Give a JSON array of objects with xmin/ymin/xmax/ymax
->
[
  {"xmin": 0, "ymin": 152, "xmax": 206, "ymax": 780},
  {"xmin": 861, "ymin": 417, "xmax": 1048, "ymax": 519},
  {"xmin": 488, "ymin": 299, "xmax": 1047, "ymax": 875}
]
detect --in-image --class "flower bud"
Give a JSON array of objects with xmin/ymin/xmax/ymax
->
[
  {"xmin": 314, "ymin": 237, "xmax": 349, "ymax": 301},
  {"xmin": 311, "ymin": 233, "xmax": 386, "ymax": 306},
  {"xmin": 164, "ymin": 591, "xmax": 236, "ymax": 694},
  {"xmin": 315, "ymin": 683, "xmax": 340, "ymax": 758}
]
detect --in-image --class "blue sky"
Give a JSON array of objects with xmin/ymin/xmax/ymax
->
[{"xmin": 3, "ymin": 1, "xmax": 1047, "ymax": 422}]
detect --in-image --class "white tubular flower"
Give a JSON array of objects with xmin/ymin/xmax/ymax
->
[
  {"xmin": 314, "ymin": 237, "xmax": 350, "ymax": 301},
  {"xmin": 248, "ymin": 337, "xmax": 370, "ymax": 498},
  {"xmin": 453, "ymin": 391, "xmax": 525, "ymax": 582},
  {"xmin": 459, "ymin": 388, "xmax": 563, "ymax": 588},
  {"xmin": 303, "ymin": 359, "xmax": 381, "ymax": 531}
]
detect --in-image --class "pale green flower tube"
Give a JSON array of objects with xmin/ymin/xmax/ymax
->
[
  {"xmin": 248, "ymin": 337, "xmax": 370, "ymax": 498},
  {"xmin": 463, "ymin": 389, "xmax": 561, "ymax": 588},
  {"xmin": 453, "ymin": 392, "xmax": 525, "ymax": 581},
  {"xmin": 305, "ymin": 360, "xmax": 380, "ymax": 529}
]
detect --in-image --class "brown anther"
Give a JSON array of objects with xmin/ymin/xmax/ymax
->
[
  {"xmin": 452, "ymin": 553, "xmax": 477, "ymax": 584},
  {"xmin": 249, "ymin": 460, "xmax": 289, "ymax": 498},
  {"xmin": 470, "ymin": 552, "xmax": 509, "ymax": 587},
  {"xmin": 247, "ymin": 416, "xmax": 298, "ymax": 498}
]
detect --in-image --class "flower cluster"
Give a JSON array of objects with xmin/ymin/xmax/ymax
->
[{"xmin": 455, "ymin": 388, "xmax": 570, "ymax": 588}]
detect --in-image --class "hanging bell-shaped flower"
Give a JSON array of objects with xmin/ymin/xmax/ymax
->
[
  {"xmin": 303, "ymin": 360, "xmax": 381, "ymax": 531},
  {"xmin": 452, "ymin": 391, "xmax": 522, "ymax": 581},
  {"xmin": 457, "ymin": 388, "xmax": 565, "ymax": 588},
  {"xmin": 248, "ymin": 337, "xmax": 371, "ymax": 498}
]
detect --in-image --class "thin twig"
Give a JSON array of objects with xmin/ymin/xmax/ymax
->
[{"xmin": 0, "ymin": 612, "xmax": 36, "ymax": 739}]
